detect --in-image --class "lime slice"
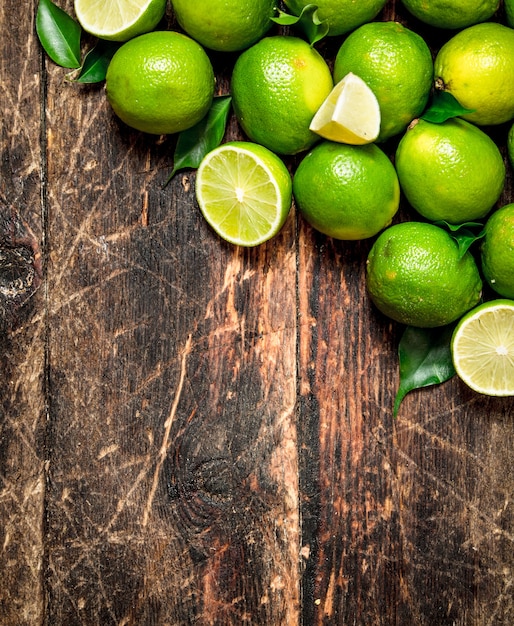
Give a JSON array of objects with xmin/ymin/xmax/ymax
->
[
  {"xmin": 74, "ymin": 0, "xmax": 167, "ymax": 42},
  {"xmin": 451, "ymin": 299, "xmax": 514, "ymax": 396},
  {"xmin": 195, "ymin": 142, "xmax": 292, "ymax": 247},
  {"xmin": 309, "ymin": 72, "xmax": 380, "ymax": 145}
]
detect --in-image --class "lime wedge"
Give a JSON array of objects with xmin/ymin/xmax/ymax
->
[
  {"xmin": 451, "ymin": 299, "xmax": 514, "ymax": 396},
  {"xmin": 309, "ymin": 72, "xmax": 380, "ymax": 145},
  {"xmin": 195, "ymin": 142, "xmax": 292, "ymax": 247},
  {"xmin": 74, "ymin": 0, "xmax": 167, "ymax": 42}
]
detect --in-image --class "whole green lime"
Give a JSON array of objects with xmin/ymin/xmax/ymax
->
[
  {"xmin": 284, "ymin": 0, "xmax": 387, "ymax": 36},
  {"xmin": 170, "ymin": 0, "xmax": 276, "ymax": 52},
  {"xmin": 333, "ymin": 21, "xmax": 433, "ymax": 142},
  {"xmin": 105, "ymin": 31, "xmax": 215, "ymax": 135},
  {"xmin": 400, "ymin": 0, "xmax": 499, "ymax": 29},
  {"xmin": 481, "ymin": 204, "xmax": 514, "ymax": 299},
  {"xmin": 293, "ymin": 141, "xmax": 400, "ymax": 240},
  {"xmin": 366, "ymin": 222, "xmax": 483, "ymax": 328},
  {"xmin": 395, "ymin": 118, "xmax": 505, "ymax": 224},
  {"xmin": 434, "ymin": 22, "xmax": 514, "ymax": 126},
  {"xmin": 231, "ymin": 36, "xmax": 333, "ymax": 155}
]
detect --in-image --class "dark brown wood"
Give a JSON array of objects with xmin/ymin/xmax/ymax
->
[
  {"xmin": 0, "ymin": 2, "xmax": 46, "ymax": 625},
  {"xmin": 1, "ymin": 1, "xmax": 513, "ymax": 625}
]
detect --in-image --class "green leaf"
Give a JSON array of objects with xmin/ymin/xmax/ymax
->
[
  {"xmin": 272, "ymin": 4, "xmax": 329, "ymax": 46},
  {"xmin": 36, "ymin": 0, "xmax": 82, "ymax": 69},
  {"xmin": 393, "ymin": 325, "xmax": 456, "ymax": 417},
  {"xmin": 73, "ymin": 41, "xmax": 120, "ymax": 83},
  {"xmin": 421, "ymin": 91, "xmax": 475, "ymax": 124},
  {"xmin": 433, "ymin": 220, "xmax": 485, "ymax": 259},
  {"xmin": 165, "ymin": 96, "xmax": 232, "ymax": 186}
]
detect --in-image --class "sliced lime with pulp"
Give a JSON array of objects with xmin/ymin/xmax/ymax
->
[
  {"xmin": 309, "ymin": 72, "xmax": 380, "ymax": 145},
  {"xmin": 74, "ymin": 0, "xmax": 167, "ymax": 42},
  {"xmin": 451, "ymin": 299, "xmax": 514, "ymax": 396},
  {"xmin": 195, "ymin": 142, "xmax": 292, "ymax": 247}
]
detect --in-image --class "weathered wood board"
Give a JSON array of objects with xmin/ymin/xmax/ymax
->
[{"xmin": 1, "ymin": 1, "xmax": 513, "ymax": 625}]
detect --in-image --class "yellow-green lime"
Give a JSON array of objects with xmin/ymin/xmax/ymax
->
[
  {"xmin": 400, "ymin": 0, "xmax": 499, "ymax": 29},
  {"xmin": 451, "ymin": 300, "xmax": 514, "ymax": 396},
  {"xmin": 309, "ymin": 73, "xmax": 380, "ymax": 145},
  {"xmin": 434, "ymin": 22, "xmax": 514, "ymax": 126},
  {"xmin": 170, "ymin": 0, "xmax": 276, "ymax": 52},
  {"xmin": 395, "ymin": 118, "xmax": 505, "ymax": 223},
  {"xmin": 74, "ymin": 0, "xmax": 167, "ymax": 42},
  {"xmin": 293, "ymin": 141, "xmax": 400, "ymax": 240},
  {"xmin": 481, "ymin": 204, "xmax": 514, "ymax": 299},
  {"xmin": 284, "ymin": 0, "xmax": 387, "ymax": 36},
  {"xmin": 231, "ymin": 36, "xmax": 333, "ymax": 155},
  {"xmin": 105, "ymin": 31, "xmax": 215, "ymax": 135},
  {"xmin": 334, "ymin": 21, "xmax": 433, "ymax": 142},
  {"xmin": 366, "ymin": 222, "xmax": 483, "ymax": 328},
  {"xmin": 195, "ymin": 142, "xmax": 292, "ymax": 247}
]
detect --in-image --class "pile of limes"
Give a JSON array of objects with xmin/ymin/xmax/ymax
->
[{"xmin": 49, "ymin": 0, "xmax": 514, "ymax": 398}]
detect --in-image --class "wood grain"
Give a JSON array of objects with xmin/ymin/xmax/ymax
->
[
  {"xmin": 41, "ymin": 4, "xmax": 299, "ymax": 621},
  {"xmin": 0, "ymin": 2, "xmax": 46, "ymax": 625},
  {"xmin": 1, "ymin": 1, "xmax": 513, "ymax": 625}
]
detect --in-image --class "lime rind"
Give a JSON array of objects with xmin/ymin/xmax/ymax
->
[
  {"xmin": 196, "ymin": 143, "xmax": 292, "ymax": 247},
  {"xmin": 452, "ymin": 300, "xmax": 514, "ymax": 396},
  {"xmin": 309, "ymin": 72, "xmax": 380, "ymax": 145},
  {"xmin": 74, "ymin": 0, "xmax": 167, "ymax": 41}
]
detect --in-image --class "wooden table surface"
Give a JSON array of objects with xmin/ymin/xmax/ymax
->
[{"xmin": 1, "ymin": 1, "xmax": 513, "ymax": 624}]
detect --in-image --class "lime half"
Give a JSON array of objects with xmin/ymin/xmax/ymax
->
[
  {"xmin": 74, "ymin": 0, "xmax": 167, "ymax": 41},
  {"xmin": 309, "ymin": 72, "xmax": 380, "ymax": 145},
  {"xmin": 451, "ymin": 300, "xmax": 514, "ymax": 396},
  {"xmin": 195, "ymin": 142, "xmax": 292, "ymax": 247}
]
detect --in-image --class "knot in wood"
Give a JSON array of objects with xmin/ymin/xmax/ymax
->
[
  {"xmin": 169, "ymin": 457, "xmax": 235, "ymax": 509},
  {"xmin": 0, "ymin": 206, "xmax": 41, "ymax": 330},
  {"xmin": 0, "ymin": 246, "xmax": 36, "ymax": 298}
]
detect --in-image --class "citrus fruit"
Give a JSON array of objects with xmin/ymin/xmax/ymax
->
[
  {"xmin": 333, "ymin": 21, "xmax": 433, "ymax": 142},
  {"xmin": 399, "ymin": 0, "xmax": 499, "ymax": 29},
  {"xmin": 434, "ymin": 22, "xmax": 514, "ymax": 126},
  {"xmin": 195, "ymin": 142, "xmax": 292, "ymax": 247},
  {"xmin": 293, "ymin": 141, "xmax": 400, "ymax": 240},
  {"xmin": 231, "ymin": 36, "xmax": 333, "ymax": 156},
  {"xmin": 507, "ymin": 0, "xmax": 514, "ymax": 27},
  {"xmin": 170, "ymin": 0, "xmax": 276, "ymax": 52},
  {"xmin": 451, "ymin": 300, "xmax": 514, "ymax": 396},
  {"xmin": 508, "ymin": 123, "xmax": 514, "ymax": 171},
  {"xmin": 74, "ymin": 0, "xmax": 167, "ymax": 42},
  {"xmin": 395, "ymin": 118, "xmax": 505, "ymax": 224},
  {"xmin": 481, "ymin": 204, "xmax": 514, "ymax": 299},
  {"xmin": 309, "ymin": 73, "xmax": 380, "ymax": 145},
  {"xmin": 366, "ymin": 222, "xmax": 483, "ymax": 328},
  {"xmin": 283, "ymin": 0, "xmax": 387, "ymax": 36},
  {"xmin": 105, "ymin": 31, "xmax": 215, "ymax": 135}
]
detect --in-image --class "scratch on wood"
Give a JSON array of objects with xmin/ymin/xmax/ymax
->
[
  {"xmin": 97, "ymin": 444, "xmax": 119, "ymax": 460},
  {"xmin": 102, "ymin": 460, "xmax": 152, "ymax": 533},
  {"xmin": 393, "ymin": 445, "xmax": 514, "ymax": 543},
  {"xmin": 141, "ymin": 191, "xmax": 148, "ymax": 227},
  {"xmin": 48, "ymin": 144, "xmax": 139, "ymax": 290},
  {"xmin": 181, "ymin": 175, "xmax": 190, "ymax": 193},
  {"xmin": 49, "ymin": 268, "xmax": 129, "ymax": 316},
  {"xmin": 142, "ymin": 333, "xmax": 193, "ymax": 527}
]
